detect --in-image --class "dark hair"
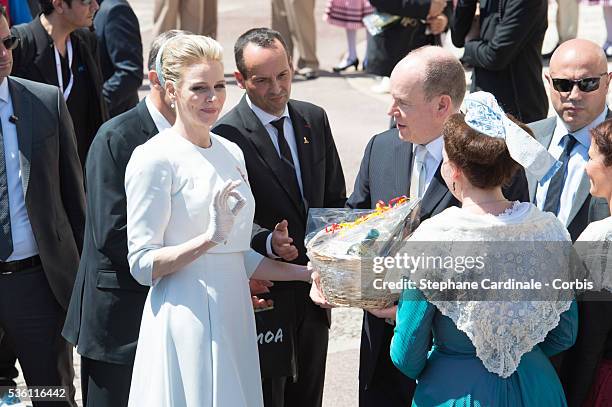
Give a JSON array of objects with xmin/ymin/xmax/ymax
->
[
  {"xmin": 0, "ymin": 5, "xmax": 7, "ymax": 20},
  {"xmin": 443, "ymin": 113, "xmax": 531, "ymax": 189},
  {"xmin": 411, "ymin": 46, "xmax": 466, "ymax": 107},
  {"xmin": 147, "ymin": 29, "xmax": 192, "ymax": 71},
  {"xmin": 39, "ymin": 0, "xmax": 72, "ymax": 15},
  {"xmin": 591, "ymin": 118, "xmax": 612, "ymax": 166},
  {"xmin": 234, "ymin": 28, "xmax": 290, "ymax": 77}
]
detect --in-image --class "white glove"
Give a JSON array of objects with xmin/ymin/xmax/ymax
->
[{"xmin": 205, "ymin": 179, "xmax": 247, "ymax": 244}]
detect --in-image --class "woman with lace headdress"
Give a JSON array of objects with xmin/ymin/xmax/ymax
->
[
  {"xmin": 560, "ymin": 118, "xmax": 612, "ymax": 407},
  {"xmin": 387, "ymin": 92, "xmax": 579, "ymax": 406}
]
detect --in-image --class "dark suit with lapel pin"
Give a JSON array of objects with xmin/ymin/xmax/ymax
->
[
  {"xmin": 10, "ymin": 16, "xmax": 108, "ymax": 165},
  {"xmin": 62, "ymin": 100, "xmax": 159, "ymax": 407},
  {"xmin": 347, "ymin": 127, "xmax": 529, "ymax": 406},
  {"xmin": 0, "ymin": 76, "xmax": 85, "ymax": 406},
  {"xmin": 213, "ymin": 95, "xmax": 346, "ymax": 407}
]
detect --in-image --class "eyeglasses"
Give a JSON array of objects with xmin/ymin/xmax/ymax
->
[
  {"xmin": 551, "ymin": 73, "xmax": 608, "ymax": 93},
  {"xmin": 0, "ymin": 35, "xmax": 18, "ymax": 51}
]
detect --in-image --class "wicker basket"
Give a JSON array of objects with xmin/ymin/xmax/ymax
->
[{"xmin": 308, "ymin": 249, "xmax": 399, "ymax": 309}]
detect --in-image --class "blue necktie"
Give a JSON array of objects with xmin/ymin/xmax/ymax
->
[
  {"xmin": 0, "ymin": 117, "xmax": 12, "ymax": 261},
  {"xmin": 543, "ymin": 134, "xmax": 578, "ymax": 215}
]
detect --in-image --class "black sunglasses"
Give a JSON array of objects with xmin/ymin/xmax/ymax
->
[
  {"xmin": 0, "ymin": 35, "xmax": 18, "ymax": 51},
  {"xmin": 551, "ymin": 73, "xmax": 608, "ymax": 93}
]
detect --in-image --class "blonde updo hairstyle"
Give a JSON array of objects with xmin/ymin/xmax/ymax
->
[{"xmin": 159, "ymin": 34, "xmax": 223, "ymax": 87}]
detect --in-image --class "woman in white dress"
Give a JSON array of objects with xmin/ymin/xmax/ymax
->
[
  {"xmin": 125, "ymin": 35, "xmax": 310, "ymax": 407},
  {"xmin": 561, "ymin": 118, "xmax": 612, "ymax": 406}
]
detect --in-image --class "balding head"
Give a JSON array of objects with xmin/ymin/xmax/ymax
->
[
  {"xmin": 547, "ymin": 39, "xmax": 610, "ymax": 132},
  {"xmin": 393, "ymin": 46, "xmax": 466, "ymax": 109},
  {"xmin": 550, "ymin": 39, "xmax": 608, "ymax": 74},
  {"xmin": 388, "ymin": 46, "xmax": 466, "ymax": 144}
]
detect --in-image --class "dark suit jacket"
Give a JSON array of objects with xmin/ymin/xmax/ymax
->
[
  {"xmin": 6, "ymin": 76, "xmax": 85, "ymax": 310},
  {"xmin": 11, "ymin": 16, "xmax": 109, "ymax": 164},
  {"xmin": 94, "ymin": 0, "xmax": 143, "ymax": 118},
  {"xmin": 365, "ymin": 0, "xmax": 452, "ymax": 77},
  {"xmin": 528, "ymin": 116, "xmax": 611, "ymax": 241},
  {"xmin": 63, "ymin": 100, "xmax": 157, "ymax": 364},
  {"xmin": 213, "ymin": 96, "xmax": 347, "ymax": 269},
  {"xmin": 452, "ymin": 0, "xmax": 548, "ymax": 123},
  {"xmin": 347, "ymin": 128, "xmax": 529, "ymax": 398}
]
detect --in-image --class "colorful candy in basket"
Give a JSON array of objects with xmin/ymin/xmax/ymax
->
[{"xmin": 305, "ymin": 197, "xmax": 422, "ymax": 308}]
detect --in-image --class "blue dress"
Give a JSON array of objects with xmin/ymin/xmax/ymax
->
[
  {"xmin": 389, "ymin": 203, "xmax": 579, "ymax": 407},
  {"xmin": 391, "ymin": 288, "xmax": 577, "ymax": 406}
]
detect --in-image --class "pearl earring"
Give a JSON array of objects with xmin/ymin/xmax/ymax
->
[{"xmin": 171, "ymin": 102, "xmax": 175, "ymax": 109}]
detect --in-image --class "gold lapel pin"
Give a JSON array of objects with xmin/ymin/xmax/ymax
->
[{"xmin": 303, "ymin": 136, "xmax": 310, "ymax": 144}]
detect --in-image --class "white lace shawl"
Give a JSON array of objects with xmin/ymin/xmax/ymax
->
[
  {"xmin": 406, "ymin": 202, "xmax": 573, "ymax": 378},
  {"xmin": 576, "ymin": 216, "xmax": 612, "ymax": 293}
]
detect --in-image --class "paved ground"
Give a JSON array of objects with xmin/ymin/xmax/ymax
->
[{"xmin": 12, "ymin": 1, "xmax": 612, "ymax": 406}]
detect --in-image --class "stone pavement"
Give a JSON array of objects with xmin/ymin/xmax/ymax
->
[{"xmin": 12, "ymin": 2, "xmax": 612, "ymax": 406}]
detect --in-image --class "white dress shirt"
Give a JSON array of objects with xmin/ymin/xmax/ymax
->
[
  {"xmin": 413, "ymin": 135, "xmax": 444, "ymax": 194},
  {"xmin": 245, "ymin": 95, "xmax": 305, "ymax": 259},
  {"xmin": 535, "ymin": 108, "xmax": 607, "ymax": 225},
  {"xmin": 0, "ymin": 78, "xmax": 38, "ymax": 261},
  {"xmin": 145, "ymin": 96, "xmax": 172, "ymax": 132}
]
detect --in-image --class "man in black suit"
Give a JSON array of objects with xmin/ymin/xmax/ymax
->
[
  {"xmin": 344, "ymin": 46, "xmax": 529, "ymax": 407},
  {"xmin": 94, "ymin": 0, "xmax": 143, "ymax": 118},
  {"xmin": 528, "ymin": 38, "xmax": 610, "ymax": 241},
  {"xmin": 451, "ymin": 0, "xmax": 549, "ymax": 123},
  {"xmin": 10, "ymin": 0, "xmax": 108, "ymax": 165},
  {"xmin": 0, "ymin": 5, "xmax": 84, "ymax": 406},
  {"xmin": 527, "ymin": 38, "xmax": 611, "ymax": 406},
  {"xmin": 61, "ymin": 30, "xmax": 181, "ymax": 407},
  {"xmin": 213, "ymin": 28, "xmax": 346, "ymax": 407}
]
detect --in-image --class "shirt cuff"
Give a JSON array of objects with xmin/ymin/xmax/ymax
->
[{"xmin": 266, "ymin": 232, "xmax": 280, "ymax": 259}]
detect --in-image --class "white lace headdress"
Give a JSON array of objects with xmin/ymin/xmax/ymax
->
[{"xmin": 463, "ymin": 92, "xmax": 560, "ymax": 182}]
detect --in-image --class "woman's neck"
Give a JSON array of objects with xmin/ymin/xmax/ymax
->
[
  {"xmin": 460, "ymin": 186, "xmax": 512, "ymax": 216},
  {"xmin": 172, "ymin": 120, "xmax": 212, "ymax": 148}
]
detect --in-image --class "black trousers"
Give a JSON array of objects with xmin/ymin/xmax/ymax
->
[
  {"xmin": 0, "ymin": 334, "xmax": 18, "ymax": 387},
  {"xmin": 262, "ymin": 286, "xmax": 328, "ymax": 407},
  {"xmin": 81, "ymin": 357, "xmax": 133, "ymax": 407},
  {"xmin": 0, "ymin": 266, "xmax": 76, "ymax": 407},
  {"xmin": 359, "ymin": 321, "xmax": 415, "ymax": 407}
]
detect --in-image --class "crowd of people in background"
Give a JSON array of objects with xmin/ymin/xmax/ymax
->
[{"xmin": 0, "ymin": 1, "xmax": 610, "ymax": 407}]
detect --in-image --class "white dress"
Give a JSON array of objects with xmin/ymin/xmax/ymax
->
[{"xmin": 125, "ymin": 129, "xmax": 265, "ymax": 407}]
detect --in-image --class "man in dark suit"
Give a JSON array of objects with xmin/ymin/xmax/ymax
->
[
  {"xmin": 528, "ymin": 38, "xmax": 610, "ymax": 241},
  {"xmin": 213, "ymin": 28, "xmax": 346, "ymax": 407},
  {"xmin": 94, "ymin": 0, "xmax": 143, "ymax": 118},
  {"xmin": 451, "ymin": 0, "xmax": 549, "ymax": 123},
  {"xmin": 527, "ymin": 38, "xmax": 611, "ymax": 405},
  {"xmin": 61, "ymin": 30, "xmax": 181, "ymax": 407},
  {"xmin": 344, "ymin": 46, "xmax": 529, "ymax": 407},
  {"xmin": 0, "ymin": 5, "xmax": 84, "ymax": 406},
  {"xmin": 10, "ymin": 0, "xmax": 108, "ymax": 165}
]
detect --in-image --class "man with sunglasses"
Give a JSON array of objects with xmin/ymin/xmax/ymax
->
[
  {"xmin": 9, "ymin": 0, "xmax": 108, "ymax": 166},
  {"xmin": 0, "ymin": 3, "xmax": 84, "ymax": 406},
  {"xmin": 528, "ymin": 38, "xmax": 612, "ymax": 405},
  {"xmin": 528, "ymin": 38, "xmax": 611, "ymax": 242}
]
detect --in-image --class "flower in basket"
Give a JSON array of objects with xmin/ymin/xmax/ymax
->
[{"xmin": 305, "ymin": 197, "xmax": 422, "ymax": 308}]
